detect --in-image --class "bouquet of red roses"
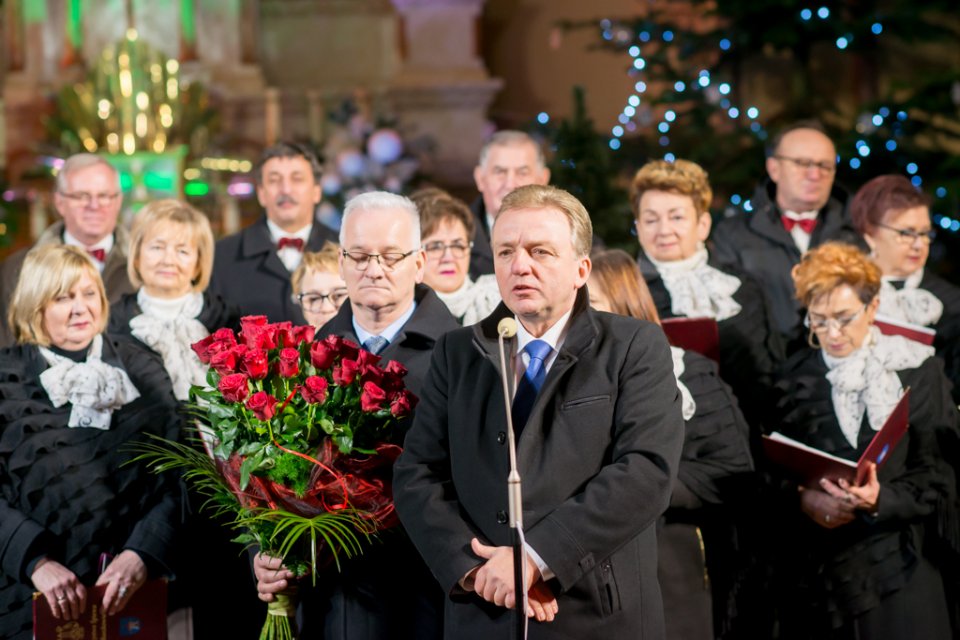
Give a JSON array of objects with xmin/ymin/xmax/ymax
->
[{"xmin": 135, "ymin": 316, "xmax": 416, "ymax": 640}]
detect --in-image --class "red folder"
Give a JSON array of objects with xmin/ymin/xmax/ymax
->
[
  {"xmin": 762, "ymin": 388, "xmax": 910, "ymax": 488},
  {"xmin": 874, "ymin": 315, "xmax": 936, "ymax": 345},
  {"xmin": 33, "ymin": 578, "xmax": 167, "ymax": 640},
  {"xmin": 660, "ymin": 317, "xmax": 720, "ymax": 363}
]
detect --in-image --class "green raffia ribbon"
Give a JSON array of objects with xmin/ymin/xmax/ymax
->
[{"xmin": 260, "ymin": 586, "xmax": 299, "ymax": 640}]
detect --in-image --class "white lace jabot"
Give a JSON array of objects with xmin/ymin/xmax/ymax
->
[
  {"xmin": 877, "ymin": 269, "xmax": 943, "ymax": 327},
  {"xmin": 129, "ymin": 289, "xmax": 209, "ymax": 400},
  {"xmin": 670, "ymin": 346, "xmax": 697, "ymax": 421},
  {"xmin": 823, "ymin": 327, "xmax": 933, "ymax": 447},
  {"xmin": 39, "ymin": 334, "xmax": 141, "ymax": 429},
  {"xmin": 436, "ymin": 275, "xmax": 502, "ymax": 326},
  {"xmin": 649, "ymin": 248, "xmax": 743, "ymax": 321}
]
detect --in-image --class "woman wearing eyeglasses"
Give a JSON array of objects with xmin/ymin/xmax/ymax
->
[
  {"xmin": 291, "ymin": 242, "xmax": 349, "ymax": 329},
  {"xmin": 410, "ymin": 188, "xmax": 501, "ymax": 325},
  {"xmin": 851, "ymin": 174, "xmax": 960, "ymax": 406},
  {"xmin": 631, "ymin": 159, "xmax": 783, "ymax": 435},
  {"xmin": 767, "ymin": 241, "xmax": 957, "ymax": 640}
]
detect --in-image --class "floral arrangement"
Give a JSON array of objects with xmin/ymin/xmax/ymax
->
[{"xmin": 134, "ymin": 316, "xmax": 416, "ymax": 640}]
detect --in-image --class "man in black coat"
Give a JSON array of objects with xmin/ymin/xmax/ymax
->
[
  {"xmin": 469, "ymin": 131, "xmax": 551, "ymax": 279},
  {"xmin": 711, "ymin": 121, "xmax": 863, "ymax": 349},
  {"xmin": 208, "ymin": 142, "xmax": 338, "ymax": 323},
  {"xmin": 253, "ymin": 191, "xmax": 458, "ymax": 639},
  {"xmin": 394, "ymin": 185, "xmax": 684, "ymax": 639}
]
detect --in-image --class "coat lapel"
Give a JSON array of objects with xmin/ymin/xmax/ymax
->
[{"xmin": 241, "ymin": 218, "xmax": 294, "ymax": 284}]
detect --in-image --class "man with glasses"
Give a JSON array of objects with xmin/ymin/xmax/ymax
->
[
  {"xmin": 253, "ymin": 191, "xmax": 456, "ymax": 640},
  {"xmin": 712, "ymin": 120, "xmax": 863, "ymax": 351},
  {"xmin": 0, "ymin": 153, "xmax": 131, "ymax": 347},
  {"xmin": 209, "ymin": 141, "xmax": 338, "ymax": 323}
]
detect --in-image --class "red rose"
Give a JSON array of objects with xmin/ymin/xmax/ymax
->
[
  {"xmin": 246, "ymin": 391, "xmax": 278, "ymax": 421},
  {"xmin": 356, "ymin": 349, "xmax": 382, "ymax": 368},
  {"xmin": 360, "ymin": 362, "xmax": 384, "ymax": 387},
  {"xmin": 212, "ymin": 327, "xmax": 237, "ymax": 343},
  {"xmin": 381, "ymin": 359, "xmax": 408, "ymax": 392},
  {"xmin": 390, "ymin": 389, "xmax": 417, "ymax": 418},
  {"xmin": 218, "ymin": 373, "xmax": 250, "ymax": 403},
  {"xmin": 241, "ymin": 349, "xmax": 269, "ymax": 380},
  {"xmin": 191, "ymin": 334, "xmax": 219, "ymax": 364},
  {"xmin": 360, "ymin": 381, "xmax": 388, "ymax": 412},
  {"xmin": 240, "ymin": 316, "xmax": 269, "ymax": 347},
  {"xmin": 300, "ymin": 375, "xmax": 328, "ymax": 404},
  {"xmin": 383, "ymin": 360, "xmax": 408, "ymax": 378},
  {"xmin": 210, "ymin": 349, "xmax": 238, "ymax": 375},
  {"xmin": 293, "ymin": 325, "xmax": 316, "ymax": 345},
  {"xmin": 310, "ymin": 340, "xmax": 338, "ymax": 370},
  {"xmin": 333, "ymin": 358, "xmax": 360, "ymax": 386},
  {"xmin": 339, "ymin": 338, "xmax": 360, "ymax": 361},
  {"xmin": 278, "ymin": 348, "xmax": 300, "ymax": 378}
]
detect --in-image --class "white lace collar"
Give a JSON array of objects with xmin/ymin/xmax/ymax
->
[
  {"xmin": 648, "ymin": 247, "xmax": 743, "ymax": 321},
  {"xmin": 39, "ymin": 334, "xmax": 141, "ymax": 429},
  {"xmin": 436, "ymin": 275, "xmax": 502, "ymax": 326},
  {"xmin": 822, "ymin": 327, "xmax": 933, "ymax": 447},
  {"xmin": 130, "ymin": 288, "xmax": 209, "ymax": 400},
  {"xmin": 877, "ymin": 269, "xmax": 943, "ymax": 326},
  {"xmin": 670, "ymin": 346, "xmax": 697, "ymax": 421}
]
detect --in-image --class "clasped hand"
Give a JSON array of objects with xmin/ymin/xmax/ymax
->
[
  {"xmin": 799, "ymin": 462, "xmax": 881, "ymax": 529},
  {"xmin": 32, "ymin": 550, "xmax": 146, "ymax": 620},
  {"xmin": 468, "ymin": 537, "xmax": 559, "ymax": 623}
]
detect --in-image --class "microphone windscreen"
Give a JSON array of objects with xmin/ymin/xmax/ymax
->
[{"xmin": 497, "ymin": 318, "xmax": 518, "ymax": 338}]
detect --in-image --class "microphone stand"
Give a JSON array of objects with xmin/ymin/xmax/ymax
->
[{"xmin": 497, "ymin": 320, "xmax": 526, "ymax": 640}]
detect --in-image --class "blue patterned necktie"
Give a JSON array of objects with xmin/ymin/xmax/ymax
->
[
  {"xmin": 363, "ymin": 336, "xmax": 388, "ymax": 355},
  {"xmin": 511, "ymin": 339, "xmax": 552, "ymax": 434}
]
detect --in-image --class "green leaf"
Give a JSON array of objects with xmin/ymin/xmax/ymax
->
[{"xmin": 239, "ymin": 456, "xmax": 255, "ymax": 490}]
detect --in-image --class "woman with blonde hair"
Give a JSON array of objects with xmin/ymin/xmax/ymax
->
[
  {"xmin": 768, "ymin": 241, "xmax": 956, "ymax": 639},
  {"xmin": 0, "ymin": 245, "xmax": 181, "ymax": 639},
  {"xmin": 108, "ymin": 199, "xmax": 238, "ymax": 400},
  {"xmin": 290, "ymin": 241, "xmax": 348, "ymax": 329},
  {"xmin": 589, "ymin": 249, "xmax": 754, "ymax": 640}
]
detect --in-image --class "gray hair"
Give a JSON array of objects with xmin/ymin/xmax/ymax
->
[
  {"xmin": 477, "ymin": 130, "xmax": 546, "ymax": 169},
  {"xmin": 55, "ymin": 154, "xmax": 121, "ymax": 193},
  {"xmin": 340, "ymin": 191, "xmax": 421, "ymax": 248}
]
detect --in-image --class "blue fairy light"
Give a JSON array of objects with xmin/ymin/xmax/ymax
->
[
  {"xmin": 871, "ymin": 22, "xmax": 883, "ymax": 35},
  {"xmin": 747, "ymin": 107, "xmax": 759, "ymax": 119},
  {"xmin": 609, "ymin": 138, "xmax": 621, "ymax": 150},
  {"xmin": 719, "ymin": 38, "xmax": 731, "ymax": 50},
  {"xmin": 639, "ymin": 31, "xmax": 651, "ymax": 42},
  {"xmin": 885, "ymin": 140, "xmax": 897, "ymax": 151},
  {"xmin": 800, "ymin": 9, "xmax": 813, "ymax": 20},
  {"xmin": 698, "ymin": 76, "xmax": 710, "ymax": 87},
  {"xmin": 612, "ymin": 125, "xmax": 624, "ymax": 137},
  {"xmin": 858, "ymin": 145, "xmax": 870, "ymax": 157},
  {"xmin": 674, "ymin": 81, "xmax": 686, "ymax": 92},
  {"xmin": 897, "ymin": 111, "xmax": 908, "ymax": 121},
  {"xmin": 664, "ymin": 110, "xmax": 677, "ymax": 122},
  {"xmin": 659, "ymin": 136, "xmax": 670, "ymax": 147},
  {"xmin": 658, "ymin": 122, "xmax": 670, "ymax": 133},
  {"xmin": 720, "ymin": 98, "xmax": 731, "ymax": 109},
  {"xmin": 664, "ymin": 153, "xmax": 676, "ymax": 162},
  {"xmin": 836, "ymin": 37, "xmax": 849, "ymax": 49},
  {"xmin": 850, "ymin": 158, "xmax": 861, "ymax": 169},
  {"xmin": 906, "ymin": 162, "xmax": 918, "ymax": 174},
  {"xmin": 879, "ymin": 107, "xmax": 890, "ymax": 117},
  {"xmin": 537, "ymin": 112, "xmax": 550, "ymax": 125},
  {"xmin": 628, "ymin": 95, "xmax": 641, "ymax": 107},
  {"xmin": 750, "ymin": 122, "xmax": 762, "ymax": 132},
  {"xmin": 663, "ymin": 30, "xmax": 674, "ymax": 42},
  {"xmin": 719, "ymin": 83, "xmax": 731, "ymax": 95},
  {"xmin": 872, "ymin": 114, "xmax": 883, "ymax": 126},
  {"xmin": 628, "ymin": 46, "xmax": 641, "ymax": 57},
  {"xmin": 911, "ymin": 176, "xmax": 922, "ymax": 187},
  {"xmin": 728, "ymin": 107, "xmax": 740, "ymax": 118},
  {"xmin": 624, "ymin": 106, "xmax": 636, "ymax": 117},
  {"xmin": 744, "ymin": 199, "xmax": 754, "ymax": 212},
  {"xmin": 635, "ymin": 81, "xmax": 647, "ymax": 93},
  {"xmin": 618, "ymin": 114, "xmax": 630, "ymax": 124},
  {"xmin": 818, "ymin": 6, "xmax": 830, "ymax": 18},
  {"xmin": 731, "ymin": 194, "xmax": 742, "ymax": 205},
  {"xmin": 936, "ymin": 187, "xmax": 947, "ymax": 198},
  {"xmin": 633, "ymin": 58, "xmax": 646, "ymax": 70}
]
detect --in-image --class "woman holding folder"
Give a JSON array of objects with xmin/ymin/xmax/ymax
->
[
  {"xmin": 0, "ymin": 245, "xmax": 181, "ymax": 639},
  {"xmin": 768, "ymin": 241, "xmax": 958, "ymax": 639},
  {"xmin": 850, "ymin": 174, "xmax": 960, "ymax": 406}
]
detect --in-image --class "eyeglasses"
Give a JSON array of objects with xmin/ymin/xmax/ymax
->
[
  {"xmin": 341, "ymin": 249, "xmax": 417, "ymax": 271},
  {"xmin": 294, "ymin": 289, "xmax": 348, "ymax": 312},
  {"xmin": 59, "ymin": 191, "xmax": 121, "ymax": 207},
  {"xmin": 774, "ymin": 155, "xmax": 836, "ymax": 175},
  {"xmin": 422, "ymin": 240, "xmax": 472, "ymax": 258},
  {"xmin": 875, "ymin": 222, "xmax": 936, "ymax": 245},
  {"xmin": 805, "ymin": 304, "xmax": 867, "ymax": 333}
]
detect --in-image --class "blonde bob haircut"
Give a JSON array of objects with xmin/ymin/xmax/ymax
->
[
  {"xmin": 497, "ymin": 184, "xmax": 593, "ymax": 258},
  {"xmin": 792, "ymin": 242, "xmax": 881, "ymax": 308},
  {"xmin": 8, "ymin": 244, "xmax": 109, "ymax": 346},
  {"xmin": 291, "ymin": 241, "xmax": 342, "ymax": 295},
  {"xmin": 629, "ymin": 159, "xmax": 713, "ymax": 219},
  {"xmin": 127, "ymin": 199, "xmax": 214, "ymax": 292}
]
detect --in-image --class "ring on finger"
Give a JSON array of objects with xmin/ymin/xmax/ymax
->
[
  {"xmin": 825, "ymin": 513, "xmax": 832, "ymax": 523},
  {"xmin": 56, "ymin": 593, "xmax": 67, "ymax": 603},
  {"xmin": 118, "ymin": 585, "xmax": 128, "ymax": 599}
]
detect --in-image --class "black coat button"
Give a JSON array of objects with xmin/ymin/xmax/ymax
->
[
  {"xmin": 496, "ymin": 510, "xmax": 507, "ymax": 524},
  {"xmin": 497, "ymin": 431, "xmax": 507, "ymax": 444}
]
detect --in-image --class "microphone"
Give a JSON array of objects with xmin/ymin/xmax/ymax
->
[
  {"xmin": 495, "ymin": 315, "xmax": 527, "ymax": 638},
  {"xmin": 498, "ymin": 317, "xmax": 518, "ymax": 339}
]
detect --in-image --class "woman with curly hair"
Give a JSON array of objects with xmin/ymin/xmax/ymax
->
[{"xmin": 768, "ymin": 241, "xmax": 957, "ymax": 639}]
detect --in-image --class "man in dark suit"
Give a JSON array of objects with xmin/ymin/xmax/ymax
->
[
  {"xmin": 253, "ymin": 191, "xmax": 458, "ymax": 639},
  {"xmin": 469, "ymin": 131, "xmax": 550, "ymax": 279},
  {"xmin": 711, "ymin": 121, "xmax": 863, "ymax": 349},
  {"xmin": 394, "ymin": 184, "xmax": 684, "ymax": 639},
  {"xmin": 0, "ymin": 153, "xmax": 132, "ymax": 347},
  {"xmin": 209, "ymin": 142, "xmax": 337, "ymax": 322}
]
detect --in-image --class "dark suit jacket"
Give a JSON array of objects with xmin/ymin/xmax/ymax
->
[
  {"xmin": 0, "ymin": 222, "xmax": 134, "ymax": 348},
  {"xmin": 394, "ymin": 288, "xmax": 685, "ymax": 639},
  {"xmin": 468, "ymin": 197, "xmax": 495, "ymax": 280},
  {"xmin": 208, "ymin": 216, "xmax": 337, "ymax": 324},
  {"xmin": 297, "ymin": 284, "xmax": 458, "ymax": 640},
  {"xmin": 710, "ymin": 181, "xmax": 863, "ymax": 350}
]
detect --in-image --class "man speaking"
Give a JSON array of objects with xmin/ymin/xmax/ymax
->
[{"xmin": 394, "ymin": 185, "xmax": 684, "ymax": 639}]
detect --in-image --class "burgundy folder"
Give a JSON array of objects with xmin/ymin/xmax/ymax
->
[
  {"xmin": 33, "ymin": 578, "xmax": 167, "ymax": 640},
  {"xmin": 874, "ymin": 315, "xmax": 935, "ymax": 346},
  {"xmin": 660, "ymin": 317, "xmax": 720, "ymax": 363},
  {"xmin": 762, "ymin": 388, "xmax": 911, "ymax": 488}
]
